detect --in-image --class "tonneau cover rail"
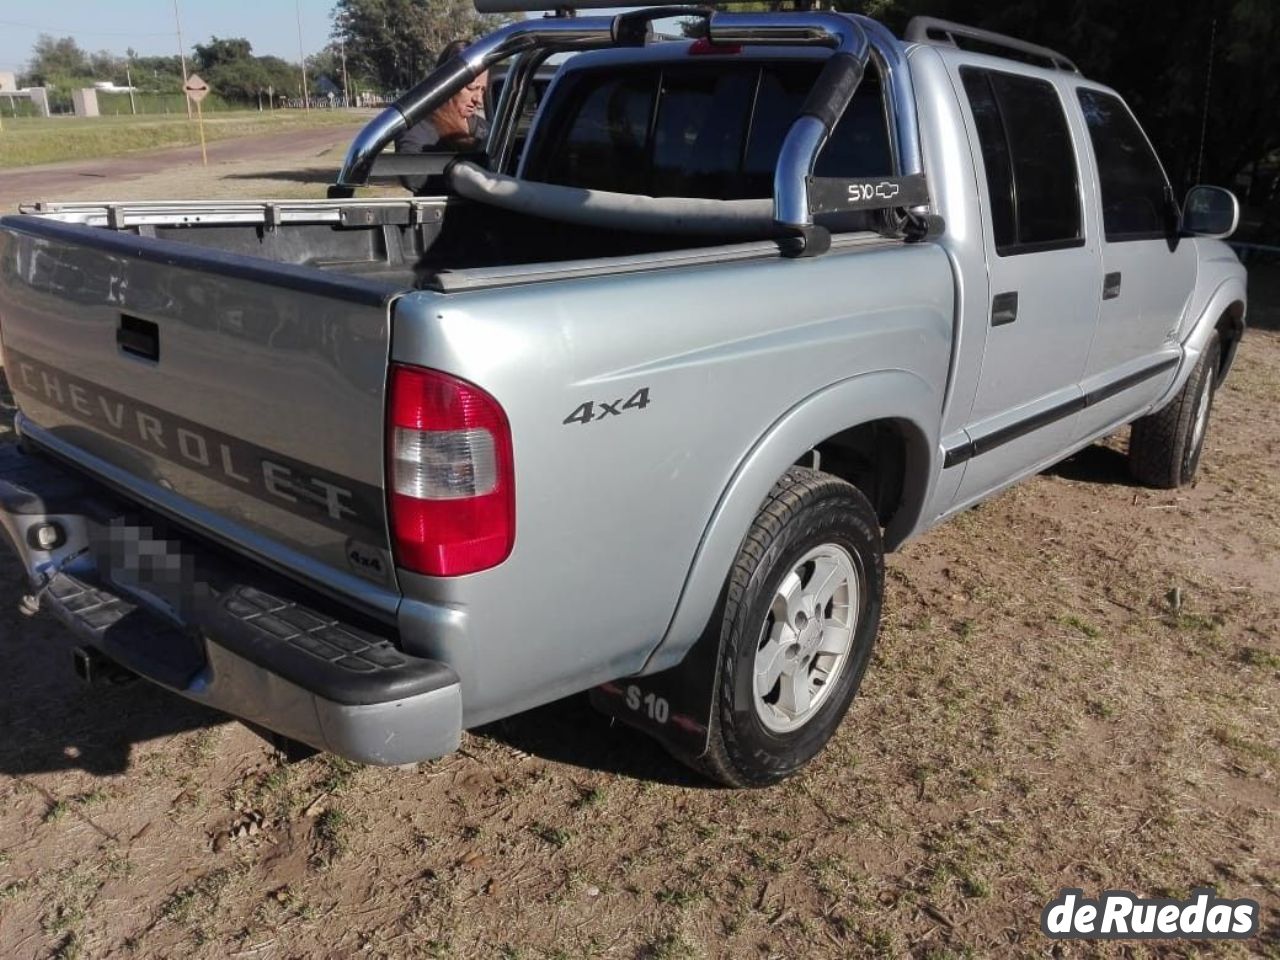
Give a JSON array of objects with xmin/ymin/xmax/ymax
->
[{"xmin": 17, "ymin": 196, "xmax": 447, "ymax": 231}]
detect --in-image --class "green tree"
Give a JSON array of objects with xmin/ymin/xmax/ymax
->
[
  {"xmin": 24, "ymin": 34, "xmax": 90, "ymax": 85},
  {"xmin": 193, "ymin": 36, "xmax": 255, "ymax": 71},
  {"xmin": 330, "ymin": 0, "xmax": 504, "ymax": 93}
]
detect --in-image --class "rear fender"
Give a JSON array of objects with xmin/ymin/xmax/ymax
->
[
  {"xmin": 591, "ymin": 370, "xmax": 937, "ymax": 758},
  {"xmin": 646, "ymin": 369, "xmax": 938, "ymax": 676}
]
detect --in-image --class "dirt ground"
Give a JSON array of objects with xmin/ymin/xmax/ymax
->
[{"xmin": 0, "ymin": 146, "xmax": 1277, "ymax": 959}]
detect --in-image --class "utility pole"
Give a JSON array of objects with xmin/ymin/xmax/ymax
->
[
  {"xmin": 126, "ymin": 62, "xmax": 137, "ymax": 115},
  {"xmin": 296, "ymin": 0, "xmax": 310, "ymax": 112},
  {"xmin": 340, "ymin": 39, "xmax": 350, "ymax": 108},
  {"xmin": 173, "ymin": 0, "xmax": 192, "ymax": 119}
]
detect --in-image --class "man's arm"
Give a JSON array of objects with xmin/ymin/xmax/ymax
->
[{"xmin": 394, "ymin": 120, "xmax": 442, "ymax": 192}]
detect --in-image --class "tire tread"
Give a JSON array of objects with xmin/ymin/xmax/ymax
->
[
  {"xmin": 690, "ymin": 467, "xmax": 878, "ymax": 788},
  {"xmin": 1129, "ymin": 336, "xmax": 1220, "ymax": 489}
]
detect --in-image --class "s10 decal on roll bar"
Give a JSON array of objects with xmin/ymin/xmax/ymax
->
[{"xmin": 807, "ymin": 173, "xmax": 931, "ymax": 215}]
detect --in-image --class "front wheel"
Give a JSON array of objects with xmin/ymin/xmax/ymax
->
[
  {"xmin": 1129, "ymin": 334, "xmax": 1221, "ymax": 489},
  {"xmin": 692, "ymin": 467, "xmax": 884, "ymax": 788}
]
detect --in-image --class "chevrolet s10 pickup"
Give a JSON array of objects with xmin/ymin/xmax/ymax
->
[{"xmin": 0, "ymin": 3, "xmax": 1246, "ymax": 785}]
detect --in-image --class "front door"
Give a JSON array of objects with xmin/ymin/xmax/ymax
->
[{"xmin": 1073, "ymin": 87, "xmax": 1198, "ymax": 438}]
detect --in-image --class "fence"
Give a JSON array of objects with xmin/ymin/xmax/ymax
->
[
  {"xmin": 0, "ymin": 94, "xmax": 44, "ymax": 118},
  {"xmin": 95, "ymin": 92, "xmax": 233, "ymax": 115}
]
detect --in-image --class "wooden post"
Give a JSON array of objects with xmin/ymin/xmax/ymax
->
[{"xmin": 196, "ymin": 97, "xmax": 207, "ymax": 165}]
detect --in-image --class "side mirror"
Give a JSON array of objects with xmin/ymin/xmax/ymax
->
[{"xmin": 1181, "ymin": 185, "xmax": 1239, "ymax": 239}]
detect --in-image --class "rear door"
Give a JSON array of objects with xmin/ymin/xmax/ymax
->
[
  {"xmin": 948, "ymin": 64, "xmax": 1102, "ymax": 504},
  {"xmin": 1072, "ymin": 87, "xmax": 1195, "ymax": 437}
]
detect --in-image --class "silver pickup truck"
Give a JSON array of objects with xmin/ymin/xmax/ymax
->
[{"xmin": 0, "ymin": 4, "xmax": 1247, "ymax": 786}]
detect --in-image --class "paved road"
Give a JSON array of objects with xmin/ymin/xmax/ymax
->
[{"xmin": 0, "ymin": 123, "xmax": 365, "ymax": 210}]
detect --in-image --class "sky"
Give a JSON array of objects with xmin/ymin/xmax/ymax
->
[{"xmin": 0, "ymin": 1, "xmax": 339, "ymax": 74}]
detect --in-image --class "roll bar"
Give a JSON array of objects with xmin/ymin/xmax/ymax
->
[{"xmin": 331, "ymin": 7, "xmax": 927, "ymax": 242}]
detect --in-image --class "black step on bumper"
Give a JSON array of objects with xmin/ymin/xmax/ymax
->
[{"xmin": 0, "ymin": 441, "xmax": 462, "ymax": 766}]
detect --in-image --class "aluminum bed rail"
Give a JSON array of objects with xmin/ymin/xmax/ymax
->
[{"xmin": 16, "ymin": 197, "xmax": 448, "ymax": 230}]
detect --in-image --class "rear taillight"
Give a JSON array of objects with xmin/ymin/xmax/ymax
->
[{"xmin": 387, "ymin": 364, "xmax": 514, "ymax": 577}]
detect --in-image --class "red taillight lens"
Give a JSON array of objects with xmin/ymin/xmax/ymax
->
[{"xmin": 387, "ymin": 364, "xmax": 515, "ymax": 576}]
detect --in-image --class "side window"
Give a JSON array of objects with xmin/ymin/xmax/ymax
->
[
  {"xmin": 744, "ymin": 65, "xmax": 893, "ymax": 197},
  {"xmin": 650, "ymin": 70, "xmax": 755, "ymax": 198},
  {"xmin": 961, "ymin": 67, "xmax": 1083, "ymax": 255},
  {"xmin": 1077, "ymin": 89, "xmax": 1171, "ymax": 241},
  {"xmin": 539, "ymin": 72, "xmax": 656, "ymax": 195},
  {"xmin": 531, "ymin": 60, "xmax": 893, "ymax": 202}
]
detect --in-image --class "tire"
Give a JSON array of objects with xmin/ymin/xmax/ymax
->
[
  {"xmin": 1129, "ymin": 334, "xmax": 1221, "ymax": 489},
  {"xmin": 691, "ymin": 467, "xmax": 884, "ymax": 788}
]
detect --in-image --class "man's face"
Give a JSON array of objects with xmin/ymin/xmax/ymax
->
[{"xmin": 455, "ymin": 72, "xmax": 488, "ymax": 120}]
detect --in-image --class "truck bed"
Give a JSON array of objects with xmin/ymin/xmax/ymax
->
[{"xmin": 12, "ymin": 197, "xmax": 889, "ymax": 294}]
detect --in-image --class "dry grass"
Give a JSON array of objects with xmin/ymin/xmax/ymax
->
[{"xmin": 0, "ymin": 110, "xmax": 372, "ymax": 169}]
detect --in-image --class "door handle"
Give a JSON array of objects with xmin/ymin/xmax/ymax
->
[
  {"xmin": 1103, "ymin": 272, "xmax": 1122, "ymax": 300},
  {"xmin": 991, "ymin": 291, "xmax": 1018, "ymax": 326},
  {"xmin": 117, "ymin": 314, "xmax": 160, "ymax": 362}
]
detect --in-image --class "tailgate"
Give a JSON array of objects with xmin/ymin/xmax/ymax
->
[{"xmin": 0, "ymin": 216, "xmax": 403, "ymax": 609}]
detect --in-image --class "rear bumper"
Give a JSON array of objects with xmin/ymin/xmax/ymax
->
[{"xmin": 0, "ymin": 441, "xmax": 463, "ymax": 766}]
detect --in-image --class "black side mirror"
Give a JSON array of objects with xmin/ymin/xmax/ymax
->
[{"xmin": 1181, "ymin": 185, "xmax": 1239, "ymax": 239}]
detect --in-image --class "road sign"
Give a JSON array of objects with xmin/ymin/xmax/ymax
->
[
  {"xmin": 184, "ymin": 74, "xmax": 211, "ymax": 166},
  {"xmin": 184, "ymin": 74, "xmax": 210, "ymax": 104}
]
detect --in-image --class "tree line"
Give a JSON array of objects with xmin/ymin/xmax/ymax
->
[{"xmin": 17, "ymin": 0, "xmax": 497, "ymax": 113}]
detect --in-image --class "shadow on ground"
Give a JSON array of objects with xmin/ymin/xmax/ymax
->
[
  {"xmin": 222, "ymin": 169, "xmax": 337, "ymax": 183},
  {"xmin": 475, "ymin": 694, "xmax": 716, "ymax": 789},
  {"xmin": 1045, "ymin": 440, "xmax": 1137, "ymax": 486},
  {"xmin": 0, "ymin": 617, "xmax": 225, "ymax": 778}
]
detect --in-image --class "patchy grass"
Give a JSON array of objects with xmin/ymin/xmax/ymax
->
[
  {"xmin": 533, "ymin": 823, "xmax": 572, "ymax": 850},
  {"xmin": 0, "ymin": 110, "xmax": 371, "ymax": 169},
  {"xmin": 42, "ymin": 789, "xmax": 112, "ymax": 824},
  {"xmin": 158, "ymin": 867, "xmax": 236, "ymax": 931},
  {"xmin": 311, "ymin": 809, "xmax": 354, "ymax": 869},
  {"xmin": 40, "ymin": 864, "xmax": 103, "ymax": 939}
]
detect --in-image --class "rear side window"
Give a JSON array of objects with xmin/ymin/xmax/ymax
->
[
  {"xmin": 650, "ymin": 70, "xmax": 756, "ymax": 198},
  {"xmin": 529, "ymin": 60, "xmax": 892, "ymax": 200},
  {"xmin": 961, "ymin": 68, "xmax": 1083, "ymax": 255},
  {"xmin": 1077, "ymin": 88, "xmax": 1171, "ymax": 241},
  {"xmin": 539, "ymin": 73, "xmax": 656, "ymax": 195}
]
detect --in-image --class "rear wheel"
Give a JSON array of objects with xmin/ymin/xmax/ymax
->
[
  {"xmin": 1129, "ymin": 334, "xmax": 1221, "ymax": 489},
  {"xmin": 691, "ymin": 467, "xmax": 883, "ymax": 788}
]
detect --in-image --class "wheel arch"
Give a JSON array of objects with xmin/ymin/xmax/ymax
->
[
  {"xmin": 642, "ymin": 369, "xmax": 940, "ymax": 675},
  {"xmin": 1155, "ymin": 272, "xmax": 1247, "ymax": 412},
  {"xmin": 1214, "ymin": 298, "xmax": 1246, "ymax": 386}
]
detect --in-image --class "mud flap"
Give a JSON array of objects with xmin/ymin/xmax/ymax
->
[{"xmin": 589, "ymin": 619, "xmax": 723, "ymax": 761}]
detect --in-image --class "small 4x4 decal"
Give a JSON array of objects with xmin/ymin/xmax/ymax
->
[{"xmin": 562, "ymin": 388, "xmax": 651, "ymax": 426}]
